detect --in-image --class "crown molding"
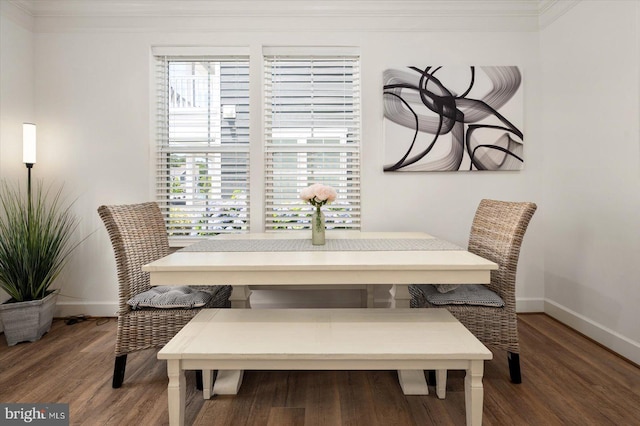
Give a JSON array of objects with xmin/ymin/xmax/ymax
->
[
  {"xmin": 5, "ymin": 0, "xmax": 582, "ymax": 33},
  {"xmin": 1, "ymin": 0, "xmax": 35, "ymax": 31},
  {"xmin": 538, "ymin": 0, "xmax": 581, "ymax": 29},
  {"xmin": 9, "ymin": 1, "xmax": 541, "ymax": 18}
]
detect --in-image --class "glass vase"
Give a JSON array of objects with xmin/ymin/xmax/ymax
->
[{"xmin": 311, "ymin": 207, "xmax": 325, "ymax": 245}]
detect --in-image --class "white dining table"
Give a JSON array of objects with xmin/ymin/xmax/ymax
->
[
  {"xmin": 143, "ymin": 231, "xmax": 497, "ymax": 310},
  {"xmin": 142, "ymin": 231, "xmax": 497, "ymax": 396}
]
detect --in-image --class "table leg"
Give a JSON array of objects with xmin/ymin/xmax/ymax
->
[
  {"xmin": 397, "ymin": 370, "xmax": 429, "ymax": 395},
  {"xmin": 203, "ymin": 369, "xmax": 214, "ymax": 399},
  {"xmin": 436, "ymin": 369, "xmax": 447, "ymax": 399},
  {"xmin": 166, "ymin": 360, "xmax": 185, "ymax": 426},
  {"xmin": 229, "ymin": 285, "xmax": 252, "ymax": 309},
  {"xmin": 366, "ymin": 285, "xmax": 375, "ymax": 308},
  {"xmin": 465, "ymin": 360, "xmax": 485, "ymax": 426},
  {"xmin": 212, "ymin": 369, "xmax": 245, "ymax": 395},
  {"xmin": 390, "ymin": 284, "xmax": 411, "ymax": 308}
]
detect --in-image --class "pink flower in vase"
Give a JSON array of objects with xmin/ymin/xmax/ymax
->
[{"xmin": 300, "ymin": 183, "xmax": 337, "ymax": 208}]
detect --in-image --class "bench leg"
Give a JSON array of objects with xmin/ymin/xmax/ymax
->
[
  {"xmin": 166, "ymin": 360, "xmax": 185, "ymax": 426},
  {"xmin": 465, "ymin": 360, "xmax": 485, "ymax": 426},
  {"xmin": 212, "ymin": 370, "xmax": 245, "ymax": 395},
  {"xmin": 397, "ymin": 370, "xmax": 429, "ymax": 395}
]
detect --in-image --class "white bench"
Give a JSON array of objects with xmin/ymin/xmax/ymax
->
[{"xmin": 158, "ymin": 308, "xmax": 492, "ymax": 426}]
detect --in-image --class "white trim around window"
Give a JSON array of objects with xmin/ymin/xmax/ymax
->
[
  {"xmin": 154, "ymin": 52, "xmax": 251, "ymax": 243},
  {"xmin": 152, "ymin": 46, "xmax": 361, "ymax": 243},
  {"xmin": 263, "ymin": 49, "xmax": 361, "ymax": 231}
]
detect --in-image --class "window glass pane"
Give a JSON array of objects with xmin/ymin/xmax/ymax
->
[
  {"xmin": 157, "ymin": 57, "xmax": 250, "ymax": 240},
  {"xmin": 264, "ymin": 56, "xmax": 361, "ymax": 231}
]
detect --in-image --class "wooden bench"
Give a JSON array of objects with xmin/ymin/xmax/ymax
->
[{"xmin": 158, "ymin": 308, "xmax": 492, "ymax": 426}]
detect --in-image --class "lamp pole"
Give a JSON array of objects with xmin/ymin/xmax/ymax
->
[
  {"xmin": 23, "ymin": 123, "xmax": 37, "ymax": 210},
  {"xmin": 26, "ymin": 163, "xmax": 33, "ymax": 203}
]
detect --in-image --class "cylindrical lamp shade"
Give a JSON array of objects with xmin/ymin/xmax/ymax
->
[{"xmin": 23, "ymin": 123, "xmax": 36, "ymax": 164}]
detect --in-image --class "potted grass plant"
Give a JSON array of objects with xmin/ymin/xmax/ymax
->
[{"xmin": 0, "ymin": 180, "xmax": 80, "ymax": 346}]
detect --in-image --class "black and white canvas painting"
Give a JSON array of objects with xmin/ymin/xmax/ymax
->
[{"xmin": 383, "ymin": 66, "xmax": 524, "ymax": 172}]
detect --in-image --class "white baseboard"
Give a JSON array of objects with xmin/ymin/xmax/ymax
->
[
  {"xmin": 516, "ymin": 297, "xmax": 545, "ymax": 313},
  {"xmin": 544, "ymin": 299, "xmax": 640, "ymax": 366},
  {"xmin": 54, "ymin": 302, "xmax": 118, "ymax": 318}
]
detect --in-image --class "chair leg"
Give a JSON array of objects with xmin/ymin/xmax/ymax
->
[
  {"xmin": 508, "ymin": 352, "xmax": 522, "ymax": 384},
  {"xmin": 113, "ymin": 355, "xmax": 127, "ymax": 388},
  {"xmin": 195, "ymin": 370, "xmax": 203, "ymax": 390}
]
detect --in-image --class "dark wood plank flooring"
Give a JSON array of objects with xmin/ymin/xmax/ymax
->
[{"xmin": 1, "ymin": 314, "xmax": 639, "ymax": 425}]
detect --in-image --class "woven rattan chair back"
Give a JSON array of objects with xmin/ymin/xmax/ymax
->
[
  {"xmin": 98, "ymin": 202, "xmax": 170, "ymax": 316},
  {"xmin": 468, "ymin": 199, "xmax": 537, "ymax": 315}
]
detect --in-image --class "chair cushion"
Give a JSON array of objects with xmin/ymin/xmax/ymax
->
[
  {"xmin": 433, "ymin": 284, "xmax": 460, "ymax": 293},
  {"xmin": 415, "ymin": 284, "xmax": 505, "ymax": 307},
  {"xmin": 127, "ymin": 286, "xmax": 213, "ymax": 309}
]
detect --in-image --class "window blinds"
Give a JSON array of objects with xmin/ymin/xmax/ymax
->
[
  {"xmin": 155, "ymin": 56, "xmax": 250, "ymax": 240},
  {"xmin": 264, "ymin": 55, "xmax": 361, "ymax": 231}
]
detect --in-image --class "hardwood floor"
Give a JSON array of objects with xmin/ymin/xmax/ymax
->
[{"xmin": 1, "ymin": 313, "xmax": 639, "ymax": 425}]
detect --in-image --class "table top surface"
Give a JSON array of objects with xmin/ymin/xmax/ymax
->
[
  {"xmin": 158, "ymin": 308, "xmax": 493, "ymax": 360},
  {"xmin": 143, "ymin": 232, "xmax": 497, "ymax": 273}
]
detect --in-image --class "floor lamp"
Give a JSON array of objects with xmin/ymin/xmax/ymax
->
[{"xmin": 23, "ymin": 123, "xmax": 36, "ymax": 203}]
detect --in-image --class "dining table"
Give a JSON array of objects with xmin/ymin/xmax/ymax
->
[{"xmin": 142, "ymin": 230, "xmax": 498, "ymax": 309}]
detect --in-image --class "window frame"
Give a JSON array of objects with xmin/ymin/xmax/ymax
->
[
  {"xmin": 153, "ymin": 51, "xmax": 251, "ymax": 245},
  {"xmin": 152, "ymin": 46, "xmax": 362, "ymax": 243},
  {"xmin": 263, "ymin": 50, "xmax": 362, "ymax": 232}
]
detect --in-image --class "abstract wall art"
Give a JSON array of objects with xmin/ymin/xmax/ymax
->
[{"xmin": 383, "ymin": 66, "xmax": 523, "ymax": 172}]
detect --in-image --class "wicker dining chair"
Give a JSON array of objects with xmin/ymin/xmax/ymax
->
[
  {"xmin": 409, "ymin": 199, "xmax": 537, "ymax": 383},
  {"xmin": 98, "ymin": 202, "xmax": 232, "ymax": 388}
]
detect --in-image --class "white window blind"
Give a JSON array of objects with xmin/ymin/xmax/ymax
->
[
  {"xmin": 264, "ymin": 55, "xmax": 361, "ymax": 231},
  {"xmin": 155, "ymin": 56, "xmax": 250, "ymax": 241}
]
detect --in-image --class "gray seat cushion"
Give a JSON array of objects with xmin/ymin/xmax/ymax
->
[
  {"xmin": 127, "ymin": 285, "xmax": 213, "ymax": 309},
  {"xmin": 415, "ymin": 284, "xmax": 505, "ymax": 308},
  {"xmin": 433, "ymin": 284, "xmax": 460, "ymax": 293}
]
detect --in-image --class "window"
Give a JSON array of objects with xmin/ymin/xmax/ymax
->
[
  {"xmin": 264, "ymin": 54, "xmax": 361, "ymax": 231},
  {"xmin": 155, "ymin": 56, "xmax": 250, "ymax": 241}
]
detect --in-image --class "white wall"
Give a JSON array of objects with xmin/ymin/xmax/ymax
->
[
  {"xmin": 0, "ymin": 2, "xmax": 35, "ymax": 318},
  {"xmin": 0, "ymin": 2, "xmax": 35, "ymax": 202},
  {"xmin": 540, "ymin": 0, "xmax": 640, "ymax": 363},
  {"xmin": 0, "ymin": 3, "xmax": 34, "ymax": 152},
  {"xmin": 2, "ymin": 3, "xmax": 547, "ymax": 341}
]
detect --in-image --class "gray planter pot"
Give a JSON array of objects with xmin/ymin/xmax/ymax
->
[{"xmin": 0, "ymin": 292, "xmax": 57, "ymax": 346}]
